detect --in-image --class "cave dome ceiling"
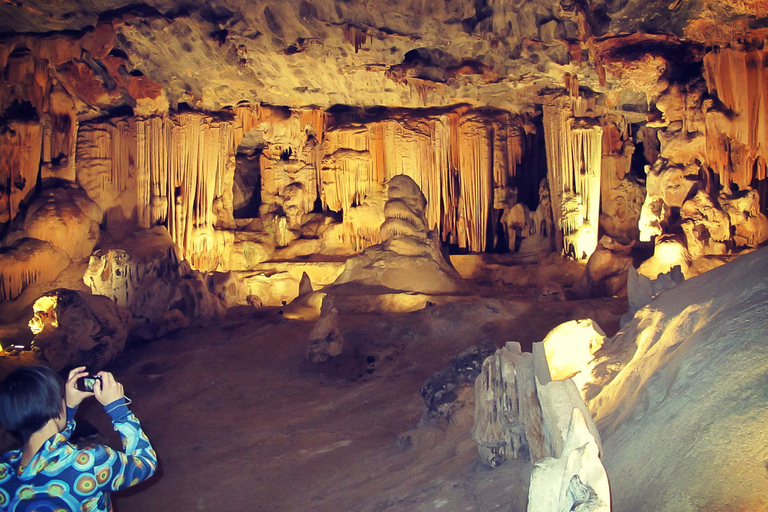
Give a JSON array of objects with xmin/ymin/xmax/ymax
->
[{"xmin": 2, "ymin": 0, "xmax": 764, "ymax": 115}]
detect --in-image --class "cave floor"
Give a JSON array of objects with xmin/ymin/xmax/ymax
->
[{"xmin": 74, "ymin": 285, "xmax": 626, "ymax": 512}]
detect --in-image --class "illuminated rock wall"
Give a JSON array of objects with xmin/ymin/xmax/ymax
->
[
  {"xmin": 136, "ymin": 114, "xmax": 236, "ymax": 271},
  {"xmin": 321, "ymin": 109, "xmax": 532, "ymax": 252},
  {"xmin": 703, "ymin": 48, "xmax": 768, "ymax": 190}
]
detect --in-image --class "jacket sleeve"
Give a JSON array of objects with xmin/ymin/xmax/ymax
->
[{"xmin": 86, "ymin": 412, "xmax": 158, "ymax": 492}]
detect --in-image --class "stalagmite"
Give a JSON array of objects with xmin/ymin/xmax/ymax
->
[
  {"xmin": 472, "ymin": 341, "xmax": 551, "ymax": 466},
  {"xmin": 320, "ymin": 109, "xmax": 530, "ymax": 253}
]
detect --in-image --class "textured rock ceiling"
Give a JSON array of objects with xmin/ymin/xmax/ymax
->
[{"xmin": 2, "ymin": 0, "xmax": 765, "ymax": 115}]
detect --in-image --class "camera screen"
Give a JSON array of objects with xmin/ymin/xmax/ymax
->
[{"xmin": 78, "ymin": 376, "xmax": 98, "ymax": 392}]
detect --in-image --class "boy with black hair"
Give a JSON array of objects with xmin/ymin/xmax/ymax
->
[{"xmin": 0, "ymin": 365, "xmax": 157, "ymax": 511}]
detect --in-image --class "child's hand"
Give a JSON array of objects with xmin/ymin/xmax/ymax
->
[
  {"xmin": 94, "ymin": 372, "xmax": 125, "ymax": 406},
  {"xmin": 65, "ymin": 366, "xmax": 93, "ymax": 408}
]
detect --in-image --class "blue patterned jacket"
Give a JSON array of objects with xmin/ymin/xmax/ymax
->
[{"xmin": 0, "ymin": 402, "xmax": 157, "ymax": 511}]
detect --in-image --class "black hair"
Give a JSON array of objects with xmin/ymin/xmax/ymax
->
[{"xmin": 0, "ymin": 366, "xmax": 65, "ymax": 442}]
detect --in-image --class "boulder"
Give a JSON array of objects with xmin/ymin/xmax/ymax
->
[
  {"xmin": 28, "ymin": 289, "xmax": 131, "ymax": 371},
  {"xmin": 83, "ymin": 227, "xmax": 183, "ymax": 319},
  {"xmin": 575, "ymin": 237, "xmax": 634, "ymax": 298},
  {"xmin": 541, "ymin": 320, "xmax": 605, "ymax": 390}
]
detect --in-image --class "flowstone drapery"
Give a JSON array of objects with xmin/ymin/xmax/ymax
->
[{"xmin": 543, "ymin": 98, "xmax": 603, "ymax": 260}]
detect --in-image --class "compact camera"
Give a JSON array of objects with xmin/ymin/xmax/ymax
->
[{"xmin": 76, "ymin": 375, "xmax": 101, "ymax": 392}]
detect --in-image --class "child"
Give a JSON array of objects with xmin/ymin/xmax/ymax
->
[{"xmin": 0, "ymin": 365, "xmax": 157, "ymax": 511}]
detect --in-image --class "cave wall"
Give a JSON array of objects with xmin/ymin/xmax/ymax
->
[{"xmin": 1, "ymin": 0, "xmax": 768, "ymax": 303}]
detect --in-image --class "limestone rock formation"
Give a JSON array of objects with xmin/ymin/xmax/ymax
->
[
  {"xmin": 0, "ymin": 238, "xmax": 70, "ymax": 302},
  {"xmin": 333, "ymin": 175, "xmax": 466, "ymax": 294},
  {"xmin": 541, "ymin": 319, "xmax": 605, "ymax": 388},
  {"xmin": 575, "ymin": 237, "xmax": 635, "ymax": 298},
  {"xmin": 471, "ymin": 341, "xmax": 550, "ymax": 466},
  {"xmin": 527, "ymin": 408, "xmax": 610, "ymax": 512},
  {"xmin": 28, "ymin": 289, "xmax": 131, "ymax": 371},
  {"xmin": 305, "ymin": 297, "xmax": 343, "ymax": 363},
  {"xmin": 625, "ymin": 264, "xmax": 684, "ymax": 318},
  {"xmin": 84, "ymin": 227, "xmax": 227, "ymax": 339},
  {"xmin": 23, "ymin": 186, "xmax": 102, "ymax": 259},
  {"xmin": 588, "ymin": 247, "xmax": 768, "ymax": 511},
  {"xmin": 83, "ymin": 227, "xmax": 184, "ymax": 319}
]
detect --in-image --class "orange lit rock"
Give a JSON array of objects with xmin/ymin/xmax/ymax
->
[
  {"xmin": 0, "ymin": 121, "xmax": 42, "ymax": 225},
  {"xmin": 23, "ymin": 186, "xmax": 101, "ymax": 260},
  {"xmin": 719, "ymin": 188, "xmax": 768, "ymax": 248},
  {"xmin": 576, "ymin": 237, "xmax": 635, "ymax": 298},
  {"xmin": 0, "ymin": 238, "xmax": 70, "ymax": 302}
]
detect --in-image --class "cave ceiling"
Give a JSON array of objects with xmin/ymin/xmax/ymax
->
[{"xmin": 2, "ymin": 0, "xmax": 765, "ymax": 118}]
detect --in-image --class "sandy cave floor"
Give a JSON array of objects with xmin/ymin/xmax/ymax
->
[{"xmin": 64, "ymin": 278, "xmax": 626, "ymax": 512}]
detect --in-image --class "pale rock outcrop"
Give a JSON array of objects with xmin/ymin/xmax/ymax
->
[
  {"xmin": 23, "ymin": 186, "xmax": 102, "ymax": 259},
  {"xmin": 528, "ymin": 409, "xmax": 610, "ymax": 512},
  {"xmin": 0, "ymin": 238, "xmax": 70, "ymax": 302},
  {"xmin": 625, "ymin": 264, "xmax": 684, "ymax": 317},
  {"xmin": 590, "ymin": 247, "xmax": 768, "ymax": 511},
  {"xmin": 536, "ymin": 379, "xmax": 602, "ymax": 460},
  {"xmin": 334, "ymin": 175, "xmax": 466, "ymax": 294},
  {"xmin": 541, "ymin": 319, "xmax": 605, "ymax": 387},
  {"xmin": 472, "ymin": 341, "xmax": 550, "ymax": 466},
  {"xmin": 473, "ymin": 336, "xmax": 610, "ymax": 511},
  {"xmin": 28, "ymin": 289, "xmax": 131, "ymax": 371}
]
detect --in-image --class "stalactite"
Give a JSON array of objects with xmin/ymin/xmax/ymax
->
[
  {"xmin": 0, "ymin": 122, "xmax": 43, "ymax": 224},
  {"xmin": 342, "ymin": 24, "xmax": 370, "ymax": 53},
  {"xmin": 703, "ymin": 48, "xmax": 768, "ymax": 189},
  {"xmin": 321, "ymin": 109, "xmax": 529, "ymax": 252},
  {"xmin": 76, "ymin": 120, "xmax": 134, "ymax": 213},
  {"xmin": 407, "ymin": 79, "xmax": 444, "ymax": 106},
  {"xmin": 458, "ymin": 114, "xmax": 494, "ymax": 252},
  {"xmin": 543, "ymin": 99, "xmax": 603, "ymax": 259},
  {"xmin": 135, "ymin": 114, "xmax": 234, "ymax": 270}
]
